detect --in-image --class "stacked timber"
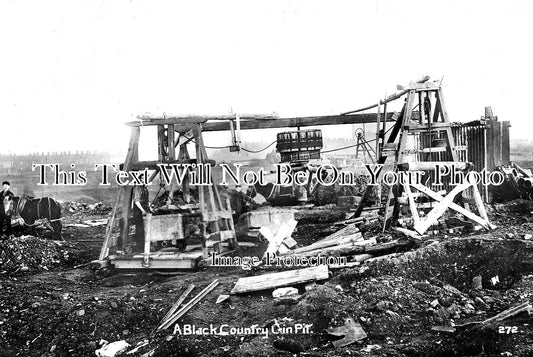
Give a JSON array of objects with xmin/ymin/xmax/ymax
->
[{"xmin": 277, "ymin": 222, "xmax": 413, "ymax": 267}]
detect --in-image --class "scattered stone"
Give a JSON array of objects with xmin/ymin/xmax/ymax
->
[
  {"xmin": 272, "ymin": 287, "xmax": 298, "ymax": 299},
  {"xmin": 304, "ymin": 283, "xmax": 317, "ymax": 292},
  {"xmin": 472, "ymin": 276, "xmax": 483, "ymax": 290},
  {"xmin": 95, "ymin": 340, "xmax": 130, "ymax": 357},
  {"xmin": 491, "ymin": 276, "xmax": 500, "ymax": 286},
  {"xmin": 273, "ymin": 294, "xmax": 302, "ymax": 305},
  {"xmin": 326, "ymin": 317, "xmax": 367, "ymax": 347},
  {"xmin": 216, "ymin": 295, "xmax": 230, "ymax": 304}
]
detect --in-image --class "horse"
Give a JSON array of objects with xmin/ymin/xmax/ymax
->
[{"xmin": 10, "ymin": 196, "xmax": 63, "ymax": 239}]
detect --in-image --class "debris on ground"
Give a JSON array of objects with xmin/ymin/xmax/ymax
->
[{"xmin": 0, "ymin": 235, "xmax": 92, "ymax": 273}]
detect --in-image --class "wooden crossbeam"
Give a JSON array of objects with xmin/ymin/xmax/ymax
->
[{"xmin": 127, "ymin": 113, "xmax": 395, "ymax": 131}]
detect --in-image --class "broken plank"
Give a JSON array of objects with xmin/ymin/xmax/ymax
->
[
  {"xmin": 364, "ymin": 240, "xmax": 411, "ymax": 255},
  {"xmin": 262, "ymin": 219, "xmax": 297, "ymax": 258},
  {"xmin": 322, "ymin": 224, "xmax": 360, "ymax": 242},
  {"xmin": 230, "ymin": 265, "xmax": 329, "ymax": 294},
  {"xmin": 159, "ymin": 280, "xmax": 219, "ymax": 330},
  {"xmin": 282, "ymin": 232, "xmax": 363, "ymax": 255},
  {"xmin": 282, "ymin": 236, "xmax": 298, "ymax": 249},
  {"xmin": 159, "ymin": 284, "xmax": 195, "ymax": 327},
  {"xmin": 289, "ymin": 240, "xmax": 369, "ymax": 258}
]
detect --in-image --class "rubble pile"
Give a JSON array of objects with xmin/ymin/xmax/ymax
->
[
  {"xmin": 0, "ymin": 235, "xmax": 91, "ymax": 273},
  {"xmin": 62, "ymin": 201, "xmax": 112, "ymax": 215}
]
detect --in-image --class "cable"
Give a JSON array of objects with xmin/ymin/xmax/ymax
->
[
  {"xmin": 202, "ymin": 140, "xmax": 277, "ymax": 153},
  {"xmin": 241, "ymin": 140, "xmax": 277, "ymax": 153}
]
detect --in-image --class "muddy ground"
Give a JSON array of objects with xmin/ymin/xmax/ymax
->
[{"xmin": 2, "ymin": 201, "xmax": 533, "ymax": 356}]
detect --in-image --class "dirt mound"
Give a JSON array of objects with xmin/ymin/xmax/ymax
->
[{"xmin": 0, "ymin": 236, "xmax": 92, "ymax": 273}]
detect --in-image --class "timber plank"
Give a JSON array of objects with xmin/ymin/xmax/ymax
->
[{"xmin": 230, "ymin": 265, "xmax": 329, "ymax": 294}]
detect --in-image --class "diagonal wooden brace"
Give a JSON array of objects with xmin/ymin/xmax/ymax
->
[{"xmin": 411, "ymin": 183, "xmax": 494, "ymax": 234}]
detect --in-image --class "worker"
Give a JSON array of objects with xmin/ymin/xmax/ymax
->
[
  {"xmin": 132, "ymin": 184, "xmax": 150, "ymax": 252},
  {"xmin": 0, "ymin": 181, "xmax": 14, "ymax": 236}
]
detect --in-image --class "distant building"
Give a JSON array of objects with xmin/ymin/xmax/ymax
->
[{"xmin": 0, "ymin": 151, "xmax": 113, "ymax": 174}]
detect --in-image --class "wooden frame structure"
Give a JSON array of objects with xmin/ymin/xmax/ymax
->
[
  {"xmin": 352, "ymin": 79, "xmax": 495, "ymax": 235},
  {"xmin": 99, "ymin": 117, "xmax": 240, "ymax": 269}
]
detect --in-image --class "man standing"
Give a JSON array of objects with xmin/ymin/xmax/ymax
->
[
  {"xmin": 0, "ymin": 181, "xmax": 14, "ymax": 236},
  {"xmin": 132, "ymin": 184, "xmax": 150, "ymax": 252}
]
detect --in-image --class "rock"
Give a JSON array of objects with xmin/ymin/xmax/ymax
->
[
  {"xmin": 524, "ymin": 234, "xmax": 533, "ymax": 240},
  {"xmin": 491, "ymin": 276, "xmax": 500, "ymax": 286},
  {"xmin": 272, "ymin": 287, "xmax": 298, "ymax": 299},
  {"xmin": 506, "ymin": 233, "xmax": 515, "ymax": 239},
  {"xmin": 304, "ymin": 283, "xmax": 317, "ymax": 292},
  {"xmin": 438, "ymin": 296, "xmax": 452, "ymax": 307},
  {"xmin": 110, "ymin": 301, "xmax": 118, "ymax": 309},
  {"xmin": 472, "ymin": 276, "xmax": 483, "ymax": 290},
  {"xmin": 430, "ymin": 299, "xmax": 440, "ymax": 308},
  {"xmin": 95, "ymin": 340, "xmax": 130, "ymax": 357},
  {"xmin": 326, "ymin": 317, "xmax": 367, "ymax": 347},
  {"xmin": 443, "ymin": 284, "xmax": 464, "ymax": 297},
  {"xmin": 216, "ymin": 294, "xmax": 230, "ymax": 304},
  {"xmin": 76, "ymin": 309, "xmax": 85, "ymax": 316},
  {"xmin": 484, "ymin": 296, "xmax": 495, "ymax": 304},
  {"xmin": 273, "ymin": 294, "xmax": 302, "ymax": 305}
]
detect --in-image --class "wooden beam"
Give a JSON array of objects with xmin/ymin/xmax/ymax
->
[
  {"xmin": 127, "ymin": 113, "xmax": 395, "ymax": 131},
  {"xmin": 230, "ymin": 265, "xmax": 329, "ymax": 294}
]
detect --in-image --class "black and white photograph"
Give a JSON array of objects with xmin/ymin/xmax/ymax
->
[{"xmin": 1, "ymin": 1, "xmax": 533, "ymax": 356}]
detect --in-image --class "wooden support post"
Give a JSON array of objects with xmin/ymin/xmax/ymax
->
[
  {"xmin": 403, "ymin": 183, "xmax": 420, "ymax": 225},
  {"xmin": 167, "ymin": 124, "xmax": 176, "ymax": 160},
  {"xmin": 99, "ymin": 189, "xmax": 123, "ymax": 260},
  {"xmin": 143, "ymin": 213, "xmax": 152, "ymax": 267},
  {"xmin": 120, "ymin": 127, "xmax": 140, "ymax": 251}
]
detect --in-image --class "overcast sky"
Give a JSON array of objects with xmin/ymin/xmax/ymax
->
[{"xmin": 1, "ymin": 0, "xmax": 531, "ymax": 155}]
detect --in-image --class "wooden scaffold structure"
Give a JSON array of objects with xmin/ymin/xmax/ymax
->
[
  {"xmin": 96, "ymin": 114, "xmax": 264, "ymax": 269},
  {"xmin": 349, "ymin": 77, "xmax": 496, "ymax": 235}
]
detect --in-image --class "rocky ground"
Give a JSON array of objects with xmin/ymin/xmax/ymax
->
[{"xmin": 1, "ymin": 200, "xmax": 533, "ymax": 356}]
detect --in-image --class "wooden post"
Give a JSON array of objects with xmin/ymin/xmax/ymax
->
[
  {"xmin": 143, "ymin": 213, "xmax": 152, "ymax": 267},
  {"xmin": 168, "ymin": 124, "xmax": 176, "ymax": 160},
  {"xmin": 120, "ymin": 127, "xmax": 140, "ymax": 251},
  {"xmin": 99, "ymin": 189, "xmax": 123, "ymax": 260}
]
